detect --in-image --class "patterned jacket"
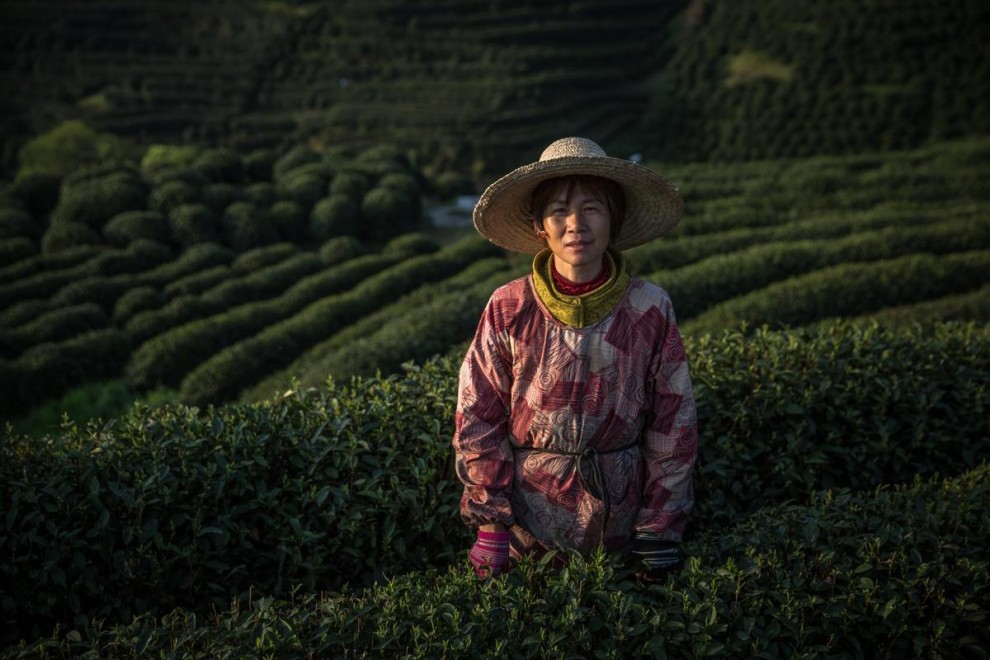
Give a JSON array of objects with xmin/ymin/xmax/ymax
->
[{"xmin": 453, "ymin": 259, "xmax": 698, "ymax": 557}]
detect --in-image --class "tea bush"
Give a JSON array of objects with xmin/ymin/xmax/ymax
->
[
  {"xmin": 1, "ymin": 322, "xmax": 988, "ymax": 652},
  {"xmin": 39, "ymin": 221, "xmax": 101, "ymax": 254},
  {"xmin": 111, "ymin": 287, "xmax": 165, "ymax": 325},
  {"xmin": 0, "ymin": 304, "xmax": 107, "ymax": 359},
  {"xmin": 0, "ymin": 209, "xmax": 38, "ymax": 241},
  {"xmin": 684, "ymin": 250, "xmax": 990, "ymax": 335},
  {"xmin": 245, "ymin": 256, "xmax": 516, "ymax": 400},
  {"xmin": 267, "ymin": 200, "xmax": 308, "ymax": 243},
  {"xmin": 101, "ymin": 210, "xmax": 171, "ymax": 248},
  {"xmin": 177, "ymin": 236, "xmax": 503, "ymax": 405},
  {"xmin": 19, "ymin": 464, "xmax": 985, "ymax": 658},
  {"xmin": 124, "ymin": 251, "xmax": 411, "ymax": 390},
  {"xmin": 310, "ymin": 194, "xmax": 360, "ymax": 241},
  {"xmin": 167, "ymin": 202, "xmax": 219, "ymax": 247},
  {"xmin": 648, "ymin": 218, "xmax": 990, "ymax": 320},
  {"xmin": 220, "ymin": 201, "xmax": 278, "ymax": 252},
  {"xmin": 0, "ymin": 238, "xmax": 35, "ymax": 268},
  {"xmin": 1, "ymin": 328, "xmax": 132, "ymax": 417}
]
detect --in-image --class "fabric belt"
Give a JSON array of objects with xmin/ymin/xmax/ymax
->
[{"xmin": 513, "ymin": 440, "xmax": 639, "ymax": 547}]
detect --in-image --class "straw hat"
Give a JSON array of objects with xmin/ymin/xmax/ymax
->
[{"xmin": 473, "ymin": 137, "xmax": 683, "ymax": 254}]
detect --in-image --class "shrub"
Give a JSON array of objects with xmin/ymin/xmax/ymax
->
[
  {"xmin": 0, "ymin": 303, "xmax": 108, "ymax": 359},
  {"xmin": 191, "ymin": 148, "xmax": 244, "ymax": 184},
  {"xmin": 272, "ymin": 145, "xmax": 318, "ymax": 180},
  {"xmin": 268, "ymin": 200, "xmax": 309, "ymax": 243},
  {"xmin": 379, "ymin": 172, "xmax": 421, "ymax": 200},
  {"xmin": 433, "ymin": 171, "xmax": 476, "ymax": 200},
  {"xmin": 112, "ymin": 286, "xmax": 166, "ymax": 325},
  {"xmin": 139, "ymin": 145, "xmax": 200, "ymax": 177},
  {"xmin": 244, "ymin": 149, "xmax": 276, "ymax": 181},
  {"xmin": 200, "ymin": 183, "xmax": 241, "ymax": 215},
  {"xmin": 0, "ymin": 208, "xmax": 40, "ymax": 240},
  {"xmin": 380, "ymin": 232, "xmax": 440, "ymax": 259},
  {"xmin": 125, "ymin": 253, "xmax": 408, "ymax": 391},
  {"xmin": 310, "ymin": 195, "xmax": 359, "ymax": 241},
  {"xmin": 124, "ymin": 295, "xmax": 216, "ymax": 346},
  {"xmin": 177, "ymin": 237, "xmax": 502, "ymax": 405},
  {"xmin": 0, "ymin": 237, "xmax": 36, "ymax": 267},
  {"xmin": 361, "ymin": 186, "xmax": 419, "ymax": 243},
  {"xmin": 15, "ymin": 120, "xmax": 101, "ymax": 179},
  {"xmin": 50, "ymin": 172, "xmax": 148, "ymax": 229},
  {"xmin": 40, "ymin": 221, "xmax": 101, "ymax": 254},
  {"xmin": 0, "ymin": 299, "xmax": 52, "ymax": 328},
  {"xmin": 242, "ymin": 182, "xmax": 276, "ymax": 208},
  {"xmin": 168, "ymin": 203, "xmax": 219, "ymax": 247},
  {"xmin": 230, "ymin": 242, "xmax": 299, "ymax": 273},
  {"xmin": 149, "ymin": 180, "xmax": 199, "ymax": 215},
  {"xmin": 276, "ymin": 173, "xmax": 324, "ymax": 212},
  {"xmin": 147, "ymin": 166, "xmax": 209, "ymax": 188},
  {"xmin": 102, "ymin": 210, "xmax": 171, "ymax": 247},
  {"xmin": 0, "ymin": 328, "xmax": 132, "ymax": 417},
  {"xmin": 317, "ymin": 235, "xmax": 366, "ymax": 266},
  {"xmin": 162, "ymin": 265, "xmax": 232, "ymax": 298},
  {"xmin": 3, "ymin": 324, "xmax": 988, "ymax": 652},
  {"xmin": 221, "ymin": 201, "xmax": 278, "ymax": 252},
  {"xmin": 328, "ymin": 170, "xmax": 370, "ymax": 200},
  {"xmin": 9, "ymin": 172, "xmax": 61, "ymax": 219},
  {"xmin": 684, "ymin": 250, "xmax": 990, "ymax": 335}
]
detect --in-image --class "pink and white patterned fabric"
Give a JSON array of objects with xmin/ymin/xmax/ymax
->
[{"xmin": 452, "ymin": 274, "xmax": 698, "ymax": 557}]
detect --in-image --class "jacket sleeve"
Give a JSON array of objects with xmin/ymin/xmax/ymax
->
[
  {"xmin": 634, "ymin": 297, "xmax": 698, "ymax": 542},
  {"xmin": 452, "ymin": 295, "xmax": 516, "ymax": 529}
]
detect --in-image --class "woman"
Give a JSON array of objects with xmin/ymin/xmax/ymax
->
[{"xmin": 452, "ymin": 137, "xmax": 697, "ymax": 580}]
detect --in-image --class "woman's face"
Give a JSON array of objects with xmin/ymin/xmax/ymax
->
[{"xmin": 537, "ymin": 183, "xmax": 612, "ymax": 282}]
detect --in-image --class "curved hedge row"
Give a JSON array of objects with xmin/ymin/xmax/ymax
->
[
  {"xmin": 683, "ymin": 250, "xmax": 990, "ymax": 336},
  {"xmin": 0, "ymin": 245, "xmax": 106, "ymax": 288},
  {"xmin": 124, "ymin": 246, "xmax": 426, "ymax": 391},
  {"xmin": 832, "ymin": 282, "xmax": 990, "ymax": 328},
  {"xmin": 1, "ymin": 322, "xmax": 987, "ymax": 646},
  {"xmin": 646, "ymin": 217, "xmax": 990, "ymax": 320},
  {"xmin": 0, "ymin": 303, "xmax": 108, "ymax": 360},
  {"xmin": 0, "ymin": 240, "xmax": 173, "ymax": 311},
  {"xmin": 12, "ymin": 465, "xmax": 985, "ymax": 657},
  {"xmin": 177, "ymin": 236, "xmax": 504, "ymax": 405},
  {"xmin": 625, "ymin": 199, "xmax": 982, "ymax": 276},
  {"xmin": 244, "ymin": 256, "xmax": 516, "ymax": 401},
  {"xmin": 0, "ymin": 329, "xmax": 132, "ymax": 417}
]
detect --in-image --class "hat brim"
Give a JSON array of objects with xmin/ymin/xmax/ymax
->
[{"xmin": 473, "ymin": 155, "xmax": 683, "ymax": 254}]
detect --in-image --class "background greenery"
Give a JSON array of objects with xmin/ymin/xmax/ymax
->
[{"xmin": 1, "ymin": 0, "xmax": 988, "ymax": 656}]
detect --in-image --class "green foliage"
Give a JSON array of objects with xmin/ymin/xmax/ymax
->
[
  {"xmin": 8, "ymin": 172, "xmax": 61, "ymax": 219},
  {"xmin": 102, "ymin": 211, "xmax": 171, "ymax": 247},
  {"xmin": 309, "ymin": 195, "xmax": 359, "ymax": 241},
  {"xmin": 139, "ymin": 145, "xmax": 200, "ymax": 176},
  {"xmin": 50, "ymin": 172, "xmax": 148, "ymax": 230},
  {"xmin": 149, "ymin": 180, "xmax": 200, "ymax": 215},
  {"xmin": 220, "ymin": 201, "xmax": 278, "ymax": 252},
  {"xmin": 317, "ymin": 235, "xmax": 366, "ymax": 265},
  {"xmin": 0, "ymin": 303, "xmax": 108, "ymax": 359},
  {"xmin": 0, "ymin": 209, "xmax": 41, "ymax": 241},
  {"xmin": 39, "ymin": 221, "xmax": 101, "ymax": 254},
  {"xmin": 267, "ymin": 200, "xmax": 309, "ymax": 243},
  {"xmin": 16, "ymin": 120, "xmax": 130, "ymax": 179},
  {"xmin": 191, "ymin": 148, "xmax": 245, "ymax": 184},
  {"xmin": 432, "ymin": 171, "xmax": 476, "ymax": 201},
  {"xmin": 379, "ymin": 232, "xmax": 440, "ymax": 259},
  {"xmin": 1, "ymin": 328, "xmax": 132, "ymax": 417},
  {"xmin": 111, "ymin": 286, "xmax": 166, "ymax": 325},
  {"xmin": 648, "ymin": 218, "xmax": 990, "ymax": 320},
  {"xmin": 123, "ymin": 251, "xmax": 408, "ymax": 391},
  {"xmin": 683, "ymin": 250, "xmax": 990, "ymax": 335},
  {"xmin": 2, "ymin": 323, "xmax": 988, "ymax": 654},
  {"xmin": 361, "ymin": 186, "xmax": 420, "ymax": 244},
  {"xmin": 177, "ymin": 236, "xmax": 501, "ymax": 405},
  {"xmin": 0, "ymin": 238, "xmax": 36, "ymax": 268},
  {"xmin": 329, "ymin": 171, "xmax": 371, "ymax": 201},
  {"xmin": 167, "ymin": 203, "xmax": 219, "ymax": 247}
]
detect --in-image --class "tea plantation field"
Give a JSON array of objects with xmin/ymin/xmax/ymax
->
[{"xmin": 1, "ymin": 133, "xmax": 988, "ymax": 656}]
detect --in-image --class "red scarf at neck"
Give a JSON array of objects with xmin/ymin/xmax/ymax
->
[{"xmin": 551, "ymin": 258, "xmax": 611, "ymax": 296}]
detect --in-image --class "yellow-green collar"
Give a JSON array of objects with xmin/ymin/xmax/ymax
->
[{"xmin": 531, "ymin": 248, "xmax": 630, "ymax": 327}]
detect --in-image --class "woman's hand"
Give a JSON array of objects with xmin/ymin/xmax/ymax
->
[{"xmin": 469, "ymin": 528, "xmax": 511, "ymax": 578}]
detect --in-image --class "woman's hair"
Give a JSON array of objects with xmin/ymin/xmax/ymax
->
[{"xmin": 530, "ymin": 175, "xmax": 627, "ymax": 240}]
